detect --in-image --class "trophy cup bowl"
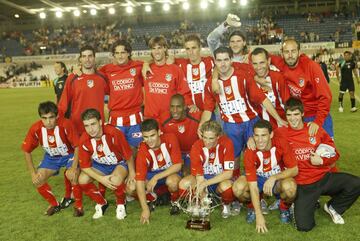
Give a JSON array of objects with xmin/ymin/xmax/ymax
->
[{"xmin": 186, "ymin": 206, "xmax": 211, "ymax": 231}]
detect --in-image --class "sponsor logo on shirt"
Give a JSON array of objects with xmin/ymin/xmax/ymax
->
[
  {"xmin": 87, "ymin": 79, "xmax": 94, "ymax": 88},
  {"xmin": 132, "ymin": 132, "xmax": 142, "ymax": 138},
  {"xmin": 148, "ymin": 82, "xmax": 169, "ymax": 94},
  {"xmin": 112, "ymin": 78, "xmax": 135, "ymax": 91},
  {"xmin": 165, "ymin": 73, "xmax": 172, "ymax": 82},
  {"xmin": 130, "ymin": 68, "xmax": 136, "ymax": 76}
]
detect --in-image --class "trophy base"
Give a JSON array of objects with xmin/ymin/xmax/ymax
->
[{"xmin": 186, "ymin": 219, "xmax": 211, "ymax": 231}]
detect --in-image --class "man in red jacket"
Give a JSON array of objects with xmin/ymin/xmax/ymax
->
[{"xmin": 277, "ymin": 97, "xmax": 360, "ymax": 231}]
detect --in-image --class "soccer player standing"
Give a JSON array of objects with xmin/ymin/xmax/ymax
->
[
  {"xmin": 277, "ymin": 97, "xmax": 360, "ymax": 231},
  {"xmin": 143, "ymin": 36, "xmax": 194, "ymax": 120},
  {"xmin": 78, "ymin": 109, "xmax": 135, "ymax": 220},
  {"xmin": 271, "ymin": 39, "xmax": 333, "ymax": 138},
  {"xmin": 22, "ymin": 101, "xmax": 80, "ymax": 216},
  {"xmin": 53, "ymin": 61, "xmax": 68, "ymax": 103},
  {"xmin": 136, "ymin": 119, "xmax": 183, "ymax": 224},
  {"xmin": 336, "ymin": 51, "xmax": 359, "ymax": 112}
]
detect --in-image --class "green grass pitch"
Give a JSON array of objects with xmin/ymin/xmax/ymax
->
[{"xmin": 0, "ymin": 81, "xmax": 359, "ymax": 241}]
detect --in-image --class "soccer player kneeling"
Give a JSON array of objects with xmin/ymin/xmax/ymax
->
[
  {"xmin": 179, "ymin": 120, "xmax": 235, "ymax": 219},
  {"xmin": 78, "ymin": 109, "xmax": 135, "ymax": 220},
  {"xmin": 136, "ymin": 119, "xmax": 183, "ymax": 224},
  {"xmin": 232, "ymin": 119, "xmax": 298, "ymax": 233},
  {"xmin": 22, "ymin": 101, "xmax": 81, "ymax": 216}
]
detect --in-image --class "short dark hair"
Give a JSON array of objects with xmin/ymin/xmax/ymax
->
[
  {"xmin": 344, "ymin": 51, "xmax": 352, "ymax": 55},
  {"xmin": 38, "ymin": 101, "xmax": 58, "ymax": 117},
  {"xmin": 229, "ymin": 30, "xmax": 246, "ymax": 42},
  {"xmin": 251, "ymin": 47, "xmax": 269, "ymax": 59},
  {"xmin": 81, "ymin": 108, "xmax": 101, "ymax": 121},
  {"xmin": 141, "ymin": 119, "xmax": 159, "ymax": 132},
  {"xmin": 253, "ymin": 119, "xmax": 273, "ymax": 133},
  {"xmin": 80, "ymin": 45, "xmax": 96, "ymax": 57},
  {"xmin": 214, "ymin": 46, "xmax": 233, "ymax": 59},
  {"xmin": 112, "ymin": 40, "xmax": 132, "ymax": 59},
  {"xmin": 55, "ymin": 61, "xmax": 67, "ymax": 74},
  {"xmin": 184, "ymin": 34, "xmax": 201, "ymax": 47},
  {"xmin": 285, "ymin": 97, "xmax": 304, "ymax": 114},
  {"xmin": 170, "ymin": 94, "xmax": 185, "ymax": 105}
]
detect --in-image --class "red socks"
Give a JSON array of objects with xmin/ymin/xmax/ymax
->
[
  {"xmin": 170, "ymin": 190, "xmax": 180, "ymax": 202},
  {"xmin": 114, "ymin": 183, "xmax": 126, "ymax": 205},
  {"xmin": 63, "ymin": 171, "xmax": 72, "ymax": 199},
  {"xmin": 37, "ymin": 183, "xmax": 59, "ymax": 207},
  {"xmin": 80, "ymin": 183, "xmax": 106, "ymax": 205},
  {"xmin": 98, "ymin": 183, "xmax": 107, "ymax": 198},
  {"xmin": 279, "ymin": 199, "xmax": 291, "ymax": 211},
  {"xmin": 221, "ymin": 187, "xmax": 234, "ymax": 205},
  {"xmin": 72, "ymin": 184, "xmax": 83, "ymax": 209}
]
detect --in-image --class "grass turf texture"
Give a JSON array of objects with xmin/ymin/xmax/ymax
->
[{"xmin": 0, "ymin": 81, "xmax": 359, "ymax": 241}]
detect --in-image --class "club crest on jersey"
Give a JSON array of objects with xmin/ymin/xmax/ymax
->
[
  {"xmin": 97, "ymin": 144, "xmax": 103, "ymax": 152},
  {"xmin": 130, "ymin": 68, "xmax": 136, "ymax": 76},
  {"xmin": 87, "ymin": 79, "xmax": 94, "ymax": 88},
  {"xmin": 263, "ymin": 158, "xmax": 270, "ymax": 165},
  {"xmin": 209, "ymin": 152, "xmax": 215, "ymax": 159},
  {"xmin": 224, "ymin": 86, "xmax": 232, "ymax": 95},
  {"xmin": 298, "ymin": 78, "xmax": 305, "ymax": 87},
  {"xmin": 309, "ymin": 137, "xmax": 316, "ymax": 145},
  {"xmin": 48, "ymin": 135, "xmax": 55, "ymax": 143},
  {"xmin": 192, "ymin": 68, "xmax": 199, "ymax": 76},
  {"xmin": 178, "ymin": 125, "xmax": 185, "ymax": 133},
  {"xmin": 132, "ymin": 132, "xmax": 142, "ymax": 138},
  {"xmin": 165, "ymin": 74, "xmax": 172, "ymax": 82},
  {"xmin": 157, "ymin": 154, "xmax": 163, "ymax": 162}
]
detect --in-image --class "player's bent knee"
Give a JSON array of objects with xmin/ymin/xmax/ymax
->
[
  {"xmin": 232, "ymin": 177, "xmax": 248, "ymax": 197},
  {"xmin": 78, "ymin": 172, "xmax": 92, "ymax": 185},
  {"xmin": 166, "ymin": 175, "xmax": 181, "ymax": 191},
  {"xmin": 179, "ymin": 175, "xmax": 194, "ymax": 190},
  {"xmin": 296, "ymin": 221, "xmax": 315, "ymax": 232},
  {"xmin": 218, "ymin": 180, "xmax": 232, "ymax": 193}
]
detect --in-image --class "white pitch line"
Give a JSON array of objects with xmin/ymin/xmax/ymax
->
[{"xmin": 330, "ymin": 79, "xmax": 360, "ymax": 102}]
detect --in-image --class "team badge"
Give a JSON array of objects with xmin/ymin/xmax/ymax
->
[
  {"xmin": 87, "ymin": 79, "xmax": 94, "ymax": 88},
  {"xmin": 58, "ymin": 84, "xmax": 63, "ymax": 89},
  {"xmin": 192, "ymin": 68, "xmax": 199, "ymax": 76},
  {"xmin": 209, "ymin": 152, "xmax": 215, "ymax": 159},
  {"xmin": 178, "ymin": 125, "xmax": 185, "ymax": 134},
  {"xmin": 97, "ymin": 144, "xmax": 103, "ymax": 152},
  {"xmin": 165, "ymin": 73, "xmax": 172, "ymax": 82},
  {"xmin": 263, "ymin": 158, "xmax": 270, "ymax": 165},
  {"xmin": 224, "ymin": 86, "xmax": 232, "ymax": 95},
  {"xmin": 309, "ymin": 137, "xmax": 316, "ymax": 145},
  {"xmin": 157, "ymin": 154, "xmax": 163, "ymax": 162},
  {"xmin": 130, "ymin": 68, "xmax": 136, "ymax": 76},
  {"xmin": 132, "ymin": 132, "xmax": 142, "ymax": 138},
  {"xmin": 48, "ymin": 135, "xmax": 55, "ymax": 143},
  {"xmin": 315, "ymin": 77, "xmax": 320, "ymax": 83},
  {"xmin": 298, "ymin": 78, "xmax": 304, "ymax": 87}
]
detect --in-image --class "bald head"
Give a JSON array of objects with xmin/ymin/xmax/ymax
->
[
  {"xmin": 170, "ymin": 94, "xmax": 186, "ymax": 120},
  {"xmin": 282, "ymin": 39, "xmax": 300, "ymax": 68}
]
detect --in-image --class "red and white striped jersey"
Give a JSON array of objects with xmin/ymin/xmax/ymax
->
[
  {"xmin": 99, "ymin": 61, "xmax": 144, "ymax": 127},
  {"xmin": 254, "ymin": 70, "xmax": 290, "ymax": 129},
  {"xmin": 244, "ymin": 134, "xmax": 297, "ymax": 182},
  {"xmin": 204, "ymin": 69, "xmax": 266, "ymax": 123},
  {"xmin": 79, "ymin": 125, "xmax": 132, "ymax": 168},
  {"xmin": 190, "ymin": 136, "xmax": 235, "ymax": 176},
  {"xmin": 175, "ymin": 57, "xmax": 214, "ymax": 111},
  {"xmin": 135, "ymin": 133, "xmax": 182, "ymax": 181},
  {"xmin": 22, "ymin": 119, "xmax": 78, "ymax": 156}
]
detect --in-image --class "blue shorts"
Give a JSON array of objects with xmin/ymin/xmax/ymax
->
[
  {"xmin": 223, "ymin": 116, "xmax": 260, "ymax": 157},
  {"xmin": 92, "ymin": 161, "xmax": 128, "ymax": 175},
  {"xmin": 117, "ymin": 124, "xmax": 143, "ymax": 147},
  {"xmin": 147, "ymin": 169, "xmax": 182, "ymax": 189},
  {"xmin": 256, "ymin": 175, "xmax": 279, "ymax": 195},
  {"xmin": 204, "ymin": 174, "xmax": 219, "ymax": 193},
  {"xmin": 304, "ymin": 114, "xmax": 334, "ymax": 138},
  {"xmin": 38, "ymin": 153, "xmax": 74, "ymax": 175},
  {"xmin": 182, "ymin": 153, "xmax": 191, "ymax": 168},
  {"xmin": 104, "ymin": 95, "xmax": 109, "ymax": 104}
]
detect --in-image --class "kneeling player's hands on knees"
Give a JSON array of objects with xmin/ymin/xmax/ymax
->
[
  {"xmin": 101, "ymin": 175, "xmax": 117, "ymax": 190},
  {"xmin": 256, "ymin": 214, "xmax": 268, "ymax": 233},
  {"xmin": 66, "ymin": 167, "xmax": 79, "ymax": 183},
  {"xmin": 146, "ymin": 177, "xmax": 158, "ymax": 192},
  {"xmin": 140, "ymin": 208, "xmax": 150, "ymax": 224},
  {"xmin": 126, "ymin": 171, "xmax": 136, "ymax": 185},
  {"xmin": 310, "ymin": 151, "xmax": 323, "ymax": 166},
  {"xmin": 263, "ymin": 177, "xmax": 276, "ymax": 196},
  {"xmin": 32, "ymin": 172, "xmax": 42, "ymax": 186}
]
